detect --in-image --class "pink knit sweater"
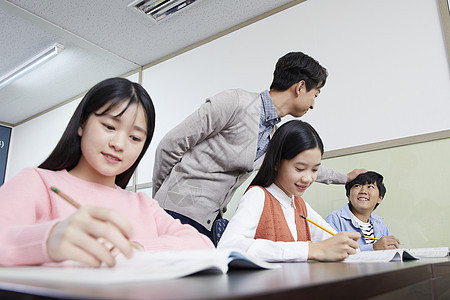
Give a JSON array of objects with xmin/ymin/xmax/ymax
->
[{"xmin": 0, "ymin": 168, "xmax": 214, "ymax": 266}]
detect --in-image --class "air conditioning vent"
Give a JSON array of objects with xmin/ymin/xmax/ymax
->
[{"xmin": 129, "ymin": 0, "xmax": 197, "ymax": 22}]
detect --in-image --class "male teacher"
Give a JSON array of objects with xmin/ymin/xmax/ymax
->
[{"xmin": 152, "ymin": 51, "xmax": 365, "ymax": 242}]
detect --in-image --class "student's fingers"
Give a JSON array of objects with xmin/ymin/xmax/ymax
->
[
  {"xmin": 65, "ymin": 245, "xmax": 103, "ymax": 267},
  {"xmin": 79, "ymin": 206, "xmax": 134, "ymax": 258},
  {"xmin": 47, "ymin": 218, "xmax": 85, "ymax": 262},
  {"xmin": 308, "ymin": 241, "xmax": 337, "ymax": 261},
  {"xmin": 47, "ymin": 219, "xmax": 115, "ymax": 267},
  {"xmin": 70, "ymin": 230, "xmax": 117, "ymax": 267},
  {"xmin": 52, "ymin": 239, "xmax": 103, "ymax": 267},
  {"xmin": 84, "ymin": 206, "xmax": 134, "ymax": 239},
  {"xmin": 341, "ymin": 233, "xmax": 360, "ymax": 253},
  {"xmin": 389, "ymin": 236, "xmax": 400, "ymax": 248},
  {"xmin": 47, "ymin": 208, "xmax": 133, "ymax": 265},
  {"xmin": 383, "ymin": 236, "xmax": 399, "ymax": 246},
  {"xmin": 348, "ymin": 238, "xmax": 360, "ymax": 252},
  {"xmin": 373, "ymin": 239, "xmax": 385, "ymax": 250},
  {"xmin": 339, "ymin": 231, "xmax": 361, "ymax": 242},
  {"xmin": 335, "ymin": 232, "xmax": 360, "ymax": 254},
  {"xmin": 375, "ymin": 236, "xmax": 399, "ymax": 250},
  {"xmin": 79, "ymin": 214, "xmax": 134, "ymax": 259},
  {"xmin": 309, "ymin": 233, "xmax": 360, "ymax": 261},
  {"xmin": 379, "ymin": 236, "xmax": 390, "ymax": 243}
]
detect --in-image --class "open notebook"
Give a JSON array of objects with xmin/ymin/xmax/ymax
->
[
  {"xmin": 0, "ymin": 249, "xmax": 279, "ymax": 285},
  {"xmin": 343, "ymin": 247, "xmax": 449, "ymax": 263}
]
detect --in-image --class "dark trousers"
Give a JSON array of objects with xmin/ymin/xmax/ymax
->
[{"xmin": 165, "ymin": 210, "xmax": 217, "ymax": 243}]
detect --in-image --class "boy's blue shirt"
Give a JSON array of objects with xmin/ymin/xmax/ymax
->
[{"xmin": 325, "ymin": 203, "xmax": 391, "ymax": 251}]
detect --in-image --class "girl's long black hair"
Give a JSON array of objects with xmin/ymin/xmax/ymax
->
[
  {"xmin": 39, "ymin": 77, "xmax": 156, "ymax": 189},
  {"xmin": 250, "ymin": 120, "xmax": 324, "ymax": 188}
]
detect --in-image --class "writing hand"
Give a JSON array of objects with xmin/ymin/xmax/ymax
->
[
  {"xmin": 47, "ymin": 206, "xmax": 134, "ymax": 267},
  {"xmin": 308, "ymin": 231, "xmax": 360, "ymax": 261}
]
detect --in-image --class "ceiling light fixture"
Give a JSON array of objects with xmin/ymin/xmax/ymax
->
[
  {"xmin": 0, "ymin": 43, "xmax": 64, "ymax": 89},
  {"xmin": 129, "ymin": 0, "xmax": 197, "ymax": 22}
]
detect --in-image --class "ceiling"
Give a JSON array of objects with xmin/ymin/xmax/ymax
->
[{"xmin": 0, "ymin": 0, "xmax": 302, "ymax": 126}]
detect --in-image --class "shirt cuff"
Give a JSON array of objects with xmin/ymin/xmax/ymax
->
[{"xmin": 281, "ymin": 241, "xmax": 309, "ymax": 262}]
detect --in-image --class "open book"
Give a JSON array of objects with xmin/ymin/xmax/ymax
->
[
  {"xmin": 343, "ymin": 247, "xmax": 449, "ymax": 263},
  {"xmin": 407, "ymin": 247, "xmax": 449, "ymax": 258},
  {"xmin": 0, "ymin": 249, "xmax": 279, "ymax": 285},
  {"xmin": 344, "ymin": 249, "xmax": 418, "ymax": 262}
]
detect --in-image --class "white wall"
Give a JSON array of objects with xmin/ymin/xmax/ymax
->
[
  {"xmin": 138, "ymin": 0, "xmax": 450, "ymax": 185},
  {"xmin": 6, "ymin": 99, "xmax": 80, "ymax": 179}
]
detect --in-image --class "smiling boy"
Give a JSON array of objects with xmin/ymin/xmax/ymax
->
[{"xmin": 325, "ymin": 171, "xmax": 400, "ymax": 251}]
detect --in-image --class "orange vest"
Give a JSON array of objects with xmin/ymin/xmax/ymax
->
[{"xmin": 253, "ymin": 186, "xmax": 311, "ymax": 242}]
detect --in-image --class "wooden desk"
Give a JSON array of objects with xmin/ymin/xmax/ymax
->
[{"xmin": 0, "ymin": 257, "xmax": 449, "ymax": 299}]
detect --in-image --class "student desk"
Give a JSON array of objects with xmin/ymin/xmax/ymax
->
[{"xmin": 0, "ymin": 257, "xmax": 449, "ymax": 299}]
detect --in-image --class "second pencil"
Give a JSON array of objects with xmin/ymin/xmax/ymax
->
[{"xmin": 299, "ymin": 214, "xmax": 379, "ymax": 241}]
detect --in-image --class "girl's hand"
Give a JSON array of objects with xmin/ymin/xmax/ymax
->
[
  {"xmin": 47, "ymin": 206, "xmax": 134, "ymax": 267},
  {"xmin": 308, "ymin": 231, "xmax": 360, "ymax": 261},
  {"xmin": 373, "ymin": 236, "xmax": 401, "ymax": 250}
]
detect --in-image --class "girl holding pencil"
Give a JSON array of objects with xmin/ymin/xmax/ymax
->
[
  {"xmin": 218, "ymin": 120, "xmax": 360, "ymax": 262},
  {"xmin": 0, "ymin": 78, "xmax": 213, "ymax": 267}
]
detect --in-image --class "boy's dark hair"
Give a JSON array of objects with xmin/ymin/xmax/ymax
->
[
  {"xmin": 39, "ymin": 77, "xmax": 156, "ymax": 189},
  {"xmin": 345, "ymin": 171, "xmax": 386, "ymax": 210},
  {"xmin": 250, "ymin": 120, "xmax": 323, "ymax": 188},
  {"xmin": 270, "ymin": 51, "xmax": 328, "ymax": 92}
]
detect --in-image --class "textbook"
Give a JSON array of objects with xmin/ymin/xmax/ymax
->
[
  {"xmin": 343, "ymin": 247, "xmax": 449, "ymax": 263},
  {"xmin": 0, "ymin": 249, "xmax": 279, "ymax": 285},
  {"xmin": 343, "ymin": 249, "xmax": 418, "ymax": 262},
  {"xmin": 407, "ymin": 247, "xmax": 449, "ymax": 258}
]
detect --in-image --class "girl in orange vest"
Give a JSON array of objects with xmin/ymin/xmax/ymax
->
[{"xmin": 218, "ymin": 120, "xmax": 360, "ymax": 262}]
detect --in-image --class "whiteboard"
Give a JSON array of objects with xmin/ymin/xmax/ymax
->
[{"xmin": 138, "ymin": 0, "xmax": 450, "ymax": 183}]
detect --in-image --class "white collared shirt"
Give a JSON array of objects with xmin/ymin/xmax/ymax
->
[{"xmin": 218, "ymin": 184, "xmax": 337, "ymax": 262}]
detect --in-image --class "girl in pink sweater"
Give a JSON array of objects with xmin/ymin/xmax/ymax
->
[{"xmin": 0, "ymin": 78, "xmax": 213, "ymax": 267}]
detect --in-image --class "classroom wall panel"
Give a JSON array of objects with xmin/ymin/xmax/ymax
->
[{"xmin": 305, "ymin": 138, "xmax": 450, "ymax": 249}]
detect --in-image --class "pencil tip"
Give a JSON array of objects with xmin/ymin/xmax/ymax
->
[
  {"xmin": 51, "ymin": 187, "xmax": 59, "ymax": 193},
  {"xmin": 300, "ymin": 214, "xmax": 306, "ymax": 219}
]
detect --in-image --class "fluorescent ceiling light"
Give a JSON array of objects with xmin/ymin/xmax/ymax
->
[{"xmin": 0, "ymin": 43, "xmax": 63, "ymax": 89}]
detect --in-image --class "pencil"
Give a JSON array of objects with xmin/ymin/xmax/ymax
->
[
  {"xmin": 299, "ymin": 214, "xmax": 379, "ymax": 241},
  {"xmin": 50, "ymin": 186, "xmax": 81, "ymax": 208},
  {"xmin": 300, "ymin": 214, "xmax": 335, "ymax": 236},
  {"xmin": 363, "ymin": 236, "xmax": 380, "ymax": 241},
  {"xmin": 50, "ymin": 186, "xmax": 121, "ymax": 253}
]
